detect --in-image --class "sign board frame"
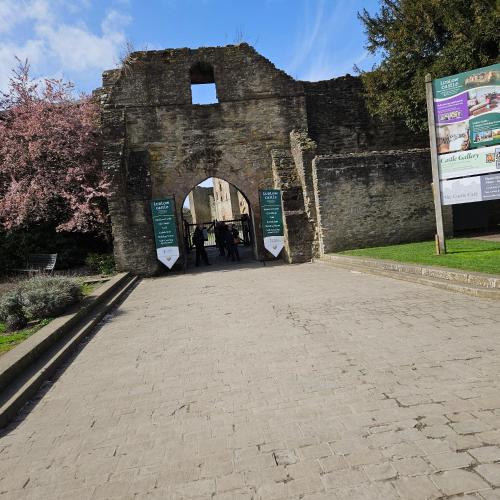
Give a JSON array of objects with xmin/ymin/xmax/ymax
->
[{"xmin": 426, "ymin": 63, "xmax": 500, "ymax": 254}]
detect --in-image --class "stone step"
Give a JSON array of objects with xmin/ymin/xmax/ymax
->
[
  {"xmin": 319, "ymin": 255, "xmax": 500, "ymax": 300},
  {"xmin": 0, "ymin": 275, "xmax": 139, "ymax": 428}
]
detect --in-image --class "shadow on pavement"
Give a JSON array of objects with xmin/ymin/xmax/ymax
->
[
  {"xmin": 0, "ymin": 278, "xmax": 141, "ymax": 437},
  {"xmin": 180, "ymin": 246, "xmax": 284, "ymax": 275}
]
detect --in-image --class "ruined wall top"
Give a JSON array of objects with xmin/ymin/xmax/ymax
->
[
  {"xmin": 100, "ymin": 43, "xmax": 304, "ymax": 108},
  {"xmin": 96, "ymin": 43, "xmax": 428, "ymax": 155}
]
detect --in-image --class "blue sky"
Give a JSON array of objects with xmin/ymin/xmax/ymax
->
[{"xmin": 0, "ymin": 0, "xmax": 381, "ymax": 93}]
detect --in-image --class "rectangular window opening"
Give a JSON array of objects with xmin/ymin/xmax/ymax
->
[{"xmin": 191, "ymin": 83, "xmax": 218, "ymax": 105}]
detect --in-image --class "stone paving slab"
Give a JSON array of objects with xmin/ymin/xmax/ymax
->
[{"xmin": 1, "ymin": 262, "xmax": 500, "ymax": 499}]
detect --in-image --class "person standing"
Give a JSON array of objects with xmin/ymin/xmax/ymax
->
[
  {"xmin": 225, "ymin": 224, "xmax": 240, "ymax": 262},
  {"xmin": 215, "ymin": 222, "xmax": 226, "ymax": 256},
  {"xmin": 241, "ymin": 213, "xmax": 251, "ymax": 246},
  {"xmin": 192, "ymin": 224, "xmax": 210, "ymax": 266}
]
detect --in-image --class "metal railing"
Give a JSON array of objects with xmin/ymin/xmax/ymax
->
[{"xmin": 184, "ymin": 219, "xmax": 247, "ymax": 251}]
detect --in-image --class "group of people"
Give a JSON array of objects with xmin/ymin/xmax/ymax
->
[
  {"xmin": 215, "ymin": 222, "xmax": 241, "ymax": 262},
  {"xmin": 192, "ymin": 222, "xmax": 242, "ymax": 267}
]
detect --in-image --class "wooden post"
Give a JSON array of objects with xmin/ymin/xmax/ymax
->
[{"xmin": 425, "ymin": 73, "xmax": 447, "ymax": 255}]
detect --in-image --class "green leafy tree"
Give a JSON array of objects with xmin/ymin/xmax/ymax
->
[{"xmin": 358, "ymin": 0, "xmax": 500, "ymax": 132}]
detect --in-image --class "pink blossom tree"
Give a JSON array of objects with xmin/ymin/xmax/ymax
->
[{"xmin": 0, "ymin": 60, "xmax": 109, "ymax": 236}]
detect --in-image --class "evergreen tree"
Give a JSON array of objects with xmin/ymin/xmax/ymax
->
[{"xmin": 358, "ymin": 0, "xmax": 500, "ymax": 132}]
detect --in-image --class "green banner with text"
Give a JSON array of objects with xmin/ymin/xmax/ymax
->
[
  {"xmin": 259, "ymin": 189, "xmax": 284, "ymax": 257},
  {"xmin": 151, "ymin": 198, "xmax": 179, "ymax": 269}
]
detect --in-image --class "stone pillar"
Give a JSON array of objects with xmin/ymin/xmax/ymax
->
[
  {"xmin": 101, "ymin": 108, "xmax": 159, "ymax": 275},
  {"xmin": 271, "ymin": 150, "xmax": 315, "ymax": 263}
]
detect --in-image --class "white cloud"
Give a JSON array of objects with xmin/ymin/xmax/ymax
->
[
  {"xmin": 36, "ymin": 23, "xmax": 125, "ymax": 72},
  {"xmin": 0, "ymin": 1, "xmax": 131, "ymax": 91},
  {"xmin": 287, "ymin": 0, "xmax": 371, "ymax": 82},
  {"xmin": 0, "ymin": 0, "xmax": 53, "ymax": 34},
  {"xmin": 0, "ymin": 39, "xmax": 45, "ymax": 89},
  {"xmin": 101, "ymin": 8, "xmax": 131, "ymax": 37},
  {"xmin": 35, "ymin": 8, "xmax": 131, "ymax": 73},
  {"xmin": 286, "ymin": 0, "xmax": 326, "ymax": 76}
]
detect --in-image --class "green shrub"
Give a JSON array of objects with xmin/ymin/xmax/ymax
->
[
  {"xmin": 18, "ymin": 276, "xmax": 82, "ymax": 319},
  {"xmin": 6, "ymin": 314, "xmax": 28, "ymax": 332},
  {"xmin": 85, "ymin": 253, "xmax": 115, "ymax": 275},
  {"xmin": 0, "ymin": 291, "xmax": 26, "ymax": 331},
  {"xmin": 0, "ymin": 275, "xmax": 82, "ymax": 331}
]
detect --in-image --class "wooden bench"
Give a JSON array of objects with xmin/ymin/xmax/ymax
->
[{"xmin": 13, "ymin": 254, "xmax": 58, "ymax": 275}]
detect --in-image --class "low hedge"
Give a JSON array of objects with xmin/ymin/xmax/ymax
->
[{"xmin": 0, "ymin": 275, "xmax": 82, "ymax": 331}]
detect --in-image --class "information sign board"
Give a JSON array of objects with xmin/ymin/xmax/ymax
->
[
  {"xmin": 441, "ymin": 172, "xmax": 500, "ymax": 205},
  {"xmin": 150, "ymin": 198, "xmax": 179, "ymax": 269},
  {"xmin": 259, "ymin": 189, "xmax": 284, "ymax": 257},
  {"xmin": 430, "ymin": 63, "xmax": 500, "ymax": 206}
]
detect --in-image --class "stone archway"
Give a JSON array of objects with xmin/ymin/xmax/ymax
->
[
  {"xmin": 181, "ymin": 176, "xmax": 257, "ymax": 268},
  {"xmin": 98, "ymin": 44, "xmax": 319, "ymax": 275},
  {"xmin": 154, "ymin": 154, "xmax": 265, "ymax": 270}
]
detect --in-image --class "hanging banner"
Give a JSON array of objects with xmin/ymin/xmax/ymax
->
[
  {"xmin": 259, "ymin": 189, "xmax": 284, "ymax": 257},
  {"xmin": 150, "ymin": 198, "xmax": 179, "ymax": 269}
]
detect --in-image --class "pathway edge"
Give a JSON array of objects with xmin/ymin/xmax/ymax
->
[
  {"xmin": 319, "ymin": 254, "xmax": 500, "ymax": 298},
  {"xmin": 0, "ymin": 272, "xmax": 138, "ymax": 428}
]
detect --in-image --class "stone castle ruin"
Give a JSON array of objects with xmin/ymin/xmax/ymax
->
[
  {"xmin": 97, "ymin": 43, "xmax": 445, "ymax": 275},
  {"xmin": 188, "ymin": 179, "xmax": 249, "ymax": 224}
]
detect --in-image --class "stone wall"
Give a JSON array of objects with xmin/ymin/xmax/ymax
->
[
  {"xmin": 213, "ymin": 179, "xmax": 235, "ymax": 221},
  {"xmin": 303, "ymin": 77, "xmax": 428, "ymax": 154},
  {"xmin": 189, "ymin": 187, "xmax": 213, "ymax": 223},
  {"xmin": 271, "ymin": 150, "xmax": 317, "ymax": 263},
  {"xmin": 313, "ymin": 150, "xmax": 452, "ymax": 253},
  {"xmin": 99, "ymin": 44, "xmax": 311, "ymax": 274},
  {"xmin": 98, "ymin": 43, "xmax": 438, "ymax": 275}
]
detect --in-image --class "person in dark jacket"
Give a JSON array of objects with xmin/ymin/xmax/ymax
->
[
  {"xmin": 241, "ymin": 213, "xmax": 251, "ymax": 246},
  {"xmin": 224, "ymin": 224, "xmax": 240, "ymax": 262},
  {"xmin": 192, "ymin": 224, "xmax": 210, "ymax": 266},
  {"xmin": 214, "ymin": 222, "xmax": 226, "ymax": 256}
]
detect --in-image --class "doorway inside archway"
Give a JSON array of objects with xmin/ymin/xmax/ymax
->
[{"xmin": 182, "ymin": 177, "xmax": 255, "ymax": 269}]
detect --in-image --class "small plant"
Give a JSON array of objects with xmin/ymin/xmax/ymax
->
[
  {"xmin": 85, "ymin": 253, "xmax": 115, "ymax": 275},
  {"xmin": 0, "ymin": 275, "xmax": 82, "ymax": 331},
  {"xmin": 0, "ymin": 291, "xmax": 26, "ymax": 331},
  {"xmin": 18, "ymin": 275, "xmax": 82, "ymax": 319}
]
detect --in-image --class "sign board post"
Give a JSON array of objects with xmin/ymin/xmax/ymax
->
[
  {"xmin": 259, "ymin": 189, "xmax": 285, "ymax": 257},
  {"xmin": 426, "ymin": 74, "xmax": 447, "ymax": 254},
  {"xmin": 150, "ymin": 197, "xmax": 180, "ymax": 269},
  {"xmin": 426, "ymin": 63, "xmax": 500, "ymax": 254}
]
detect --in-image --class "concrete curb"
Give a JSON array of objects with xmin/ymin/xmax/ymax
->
[
  {"xmin": 319, "ymin": 254, "xmax": 500, "ymax": 299},
  {"xmin": 0, "ymin": 272, "xmax": 138, "ymax": 428}
]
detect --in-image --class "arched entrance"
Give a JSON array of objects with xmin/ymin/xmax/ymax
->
[
  {"xmin": 99, "ymin": 45, "xmax": 319, "ymax": 276},
  {"xmin": 181, "ymin": 177, "xmax": 256, "ymax": 269}
]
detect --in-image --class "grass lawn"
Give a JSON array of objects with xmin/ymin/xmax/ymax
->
[
  {"xmin": 0, "ymin": 319, "xmax": 52, "ymax": 356},
  {"xmin": 80, "ymin": 281, "xmax": 100, "ymax": 296},
  {"xmin": 339, "ymin": 238, "xmax": 500, "ymax": 275}
]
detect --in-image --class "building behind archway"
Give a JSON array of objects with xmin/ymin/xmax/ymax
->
[
  {"xmin": 187, "ymin": 178, "xmax": 249, "ymax": 224},
  {"xmin": 97, "ymin": 44, "xmax": 448, "ymax": 275}
]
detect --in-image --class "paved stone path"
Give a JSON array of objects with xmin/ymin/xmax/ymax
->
[{"xmin": 2, "ymin": 262, "xmax": 500, "ymax": 499}]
